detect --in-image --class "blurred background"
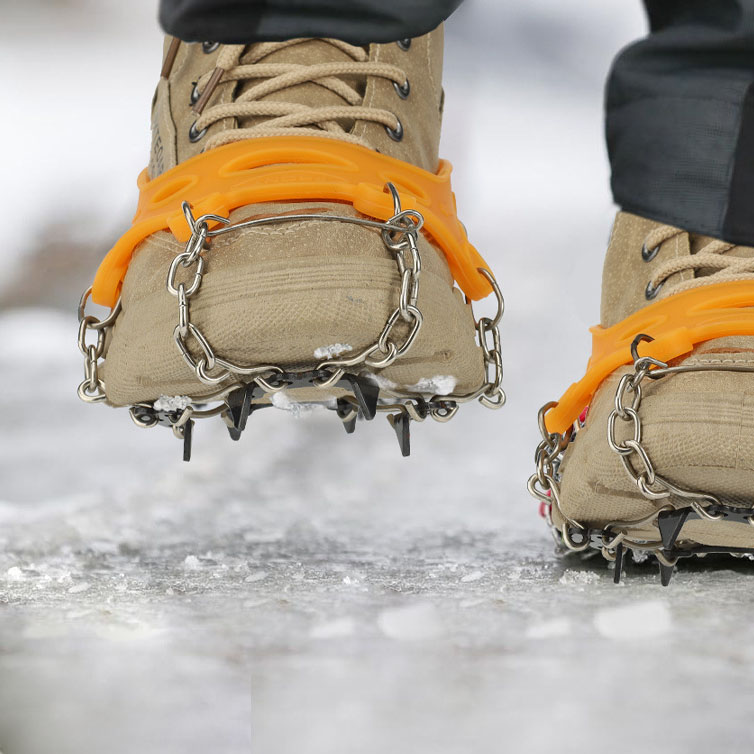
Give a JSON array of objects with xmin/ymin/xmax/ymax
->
[{"xmin": 4, "ymin": 3, "xmax": 750, "ymax": 754}]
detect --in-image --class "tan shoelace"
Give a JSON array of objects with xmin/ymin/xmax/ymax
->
[
  {"xmin": 191, "ymin": 40, "xmax": 408, "ymax": 150},
  {"xmin": 644, "ymin": 223, "xmax": 754, "ymax": 298}
]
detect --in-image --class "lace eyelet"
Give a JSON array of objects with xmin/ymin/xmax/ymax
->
[
  {"xmin": 641, "ymin": 243, "xmax": 660, "ymax": 262},
  {"xmin": 393, "ymin": 79, "xmax": 410, "ymax": 99},
  {"xmin": 645, "ymin": 279, "xmax": 663, "ymax": 300},
  {"xmin": 397, "ymin": 39, "xmax": 411, "ymax": 51},
  {"xmin": 190, "ymin": 82, "xmax": 201, "ymax": 106},
  {"xmin": 202, "ymin": 41, "xmax": 219, "ymax": 54},
  {"xmin": 189, "ymin": 121, "xmax": 207, "ymax": 143},
  {"xmin": 385, "ymin": 118, "xmax": 404, "ymax": 142}
]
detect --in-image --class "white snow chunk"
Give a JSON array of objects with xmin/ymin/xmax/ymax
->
[
  {"xmin": 594, "ymin": 600, "xmax": 672, "ymax": 640},
  {"xmin": 313, "ymin": 343, "xmax": 353, "ymax": 359},
  {"xmin": 460, "ymin": 570, "xmax": 484, "ymax": 583},
  {"xmin": 68, "ymin": 582, "xmax": 91, "ymax": 594},
  {"xmin": 559, "ymin": 570, "xmax": 601, "ymax": 586},
  {"xmin": 153, "ymin": 395, "xmax": 191, "ymax": 412},
  {"xmin": 409, "ymin": 375, "xmax": 458, "ymax": 396},
  {"xmin": 526, "ymin": 618, "xmax": 572, "ymax": 639},
  {"xmin": 183, "ymin": 555, "xmax": 201, "ymax": 571},
  {"xmin": 244, "ymin": 571, "xmax": 268, "ymax": 583},
  {"xmin": 309, "ymin": 617, "xmax": 356, "ymax": 639},
  {"xmin": 378, "ymin": 603, "xmax": 444, "ymax": 641},
  {"xmin": 270, "ymin": 390, "xmax": 313, "ymax": 417},
  {"xmin": 6, "ymin": 566, "xmax": 23, "ymax": 582}
]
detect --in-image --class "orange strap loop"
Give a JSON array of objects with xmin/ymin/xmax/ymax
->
[
  {"xmin": 545, "ymin": 280, "xmax": 754, "ymax": 435},
  {"xmin": 91, "ymin": 136, "xmax": 493, "ymax": 308}
]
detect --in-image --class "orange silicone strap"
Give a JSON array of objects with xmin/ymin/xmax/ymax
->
[
  {"xmin": 545, "ymin": 280, "xmax": 754, "ymax": 435},
  {"xmin": 91, "ymin": 136, "xmax": 493, "ymax": 308}
]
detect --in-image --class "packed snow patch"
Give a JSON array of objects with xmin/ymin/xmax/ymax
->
[
  {"xmin": 378, "ymin": 603, "xmax": 444, "ymax": 641},
  {"xmin": 313, "ymin": 343, "xmax": 353, "ymax": 359},
  {"xmin": 153, "ymin": 395, "xmax": 191, "ymax": 412},
  {"xmin": 559, "ymin": 570, "xmax": 601, "ymax": 587},
  {"xmin": 594, "ymin": 600, "xmax": 672, "ymax": 640},
  {"xmin": 183, "ymin": 555, "xmax": 201, "ymax": 571},
  {"xmin": 309, "ymin": 617, "xmax": 356, "ymax": 639},
  {"xmin": 409, "ymin": 376, "xmax": 458, "ymax": 396},
  {"xmin": 364, "ymin": 373, "xmax": 398, "ymax": 392},
  {"xmin": 460, "ymin": 570, "xmax": 484, "ymax": 583},
  {"xmin": 6, "ymin": 566, "xmax": 23, "ymax": 582},
  {"xmin": 526, "ymin": 618, "xmax": 572, "ymax": 639}
]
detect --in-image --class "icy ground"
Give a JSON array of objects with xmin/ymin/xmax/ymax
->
[{"xmin": 3, "ymin": 2, "xmax": 754, "ymax": 753}]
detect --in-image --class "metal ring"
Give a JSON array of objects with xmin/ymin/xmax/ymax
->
[
  {"xmin": 645, "ymin": 279, "xmax": 664, "ymax": 300},
  {"xmin": 641, "ymin": 243, "xmax": 660, "ymax": 262},
  {"xmin": 202, "ymin": 41, "xmax": 219, "ymax": 54},
  {"xmin": 189, "ymin": 121, "xmax": 208, "ymax": 143},
  {"xmin": 397, "ymin": 39, "xmax": 411, "ymax": 51},
  {"xmin": 385, "ymin": 118, "xmax": 404, "ymax": 142},
  {"xmin": 393, "ymin": 79, "xmax": 410, "ymax": 99},
  {"xmin": 190, "ymin": 82, "xmax": 201, "ymax": 105}
]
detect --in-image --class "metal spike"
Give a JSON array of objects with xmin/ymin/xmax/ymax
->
[
  {"xmin": 387, "ymin": 412, "xmax": 411, "ymax": 457},
  {"xmin": 336, "ymin": 399, "xmax": 357, "ymax": 435},
  {"xmin": 226, "ymin": 383, "xmax": 256, "ymax": 440},
  {"xmin": 182, "ymin": 419, "xmax": 194, "ymax": 462},
  {"xmin": 613, "ymin": 542, "xmax": 624, "ymax": 585},
  {"xmin": 657, "ymin": 508, "xmax": 692, "ymax": 551},
  {"xmin": 659, "ymin": 561, "xmax": 675, "ymax": 587},
  {"xmin": 346, "ymin": 375, "xmax": 379, "ymax": 421}
]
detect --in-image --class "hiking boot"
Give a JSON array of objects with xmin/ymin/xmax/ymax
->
[
  {"xmin": 77, "ymin": 30, "xmax": 504, "ymax": 453},
  {"xmin": 531, "ymin": 211, "xmax": 754, "ymax": 582}
]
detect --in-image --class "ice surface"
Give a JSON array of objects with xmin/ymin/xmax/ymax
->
[{"xmin": 4, "ymin": 3, "xmax": 754, "ymax": 754}]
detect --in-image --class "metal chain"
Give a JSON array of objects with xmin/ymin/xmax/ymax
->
[
  {"xmin": 77, "ymin": 287, "xmax": 121, "ymax": 404},
  {"xmin": 529, "ymin": 332, "xmax": 754, "ymax": 558},
  {"xmin": 78, "ymin": 182, "xmax": 505, "ymax": 430},
  {"xmin": 606, "ymin": 335, "xmax": 724, "ymax": 519}
]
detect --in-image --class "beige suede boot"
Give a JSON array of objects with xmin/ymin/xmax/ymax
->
[
  {"xmin": 530, "ymin": 211, "xmax": 754, "ymax": 584},
  {"xmin": 78, "ymin": 31, "xmax": 504, "ymax": 456}
]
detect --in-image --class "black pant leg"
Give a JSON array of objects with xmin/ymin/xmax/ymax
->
[
  {"xmin": 159, "ymin": 0, "xmax": 463, "ymax": 45},
  {"xmin": 606, "ymin": 0, "xmax": 754, "ymax": 244}
]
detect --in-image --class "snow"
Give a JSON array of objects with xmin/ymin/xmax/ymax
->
[
  {"xmin": 5, "ymin": 3, "xmax": 750, "ymax": 754},
  {"xmin": 594, "ymin": 600, "xmax": 673, "ymax": 640},
  {"xmin": 313, "ymin": 343, "xmax": 353, "ymax": 359},
  {"xmin": 153, "ymin": 395, "xmax": 192, "ymax": 412},
  {"xmin": 409, "ymin": 375, "xmax": 458, "ymax": 396}
]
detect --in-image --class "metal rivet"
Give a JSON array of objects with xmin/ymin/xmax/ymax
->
[
  {"xmin": 393, "ymin": 79, "xmax": 410, "ymax": 99},
  {"xmin": 641, "ymin": 243, "xmax": 660, "ymax": 262},
  {"xmin": 188, "ymin": 121, "xmax": 207, "ymax": 143},
  {"xmin": 385, "ymin": 118, "xmax": 404, "ymax": 142},
  {"xmin": 397, "ymin": 39, "xmax": 411, "ymax": 51},
  {"xmin": 645, "ymin": 279, "xmax": 663, "ymax": 300},
  {"xmin": 202, "ymin": 41, "xmax": 219, "ymax": 54}
]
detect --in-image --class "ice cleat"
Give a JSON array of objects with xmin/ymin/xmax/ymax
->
[
  {"xmin": 77, "ymin": 31, "xmax": 505, "ymax": 458},
  {"xmin": 529, "ymin": 212, "xmax": 754, "ymax": 583}
]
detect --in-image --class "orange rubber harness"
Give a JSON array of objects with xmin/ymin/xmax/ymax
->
[
  {"xmin": 545, "ymin": 280, "xmax": 754, "ymax": 435},
  {"xmin": 92, "ymin": 136, "xmax": 493, "ymax": 308}
]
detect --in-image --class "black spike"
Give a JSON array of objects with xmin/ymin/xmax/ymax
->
[
  {"xmin": 387, "ymin": 412, "xmax": 411, "ymax": 457},
  {"xmin": 657, "ymin": 508, "xmax": 692, "ymax": 551},
  {"xmin": 226, "ymin": 383, "xmax": 256, "ymax": 440},
  {"xmin": 182, "ymin": 418, "xmax": 194, "ymax": 462},
  {"xmin": 336, "ymin": 398, "xmax": 357, "ymax": 435},
  {"xmin": 346, "ymin": 375, "xmax": 379, "ymax": 420},
  {"xmin": 613, "ymin": 542, "xmax": 624, "ymax": 585},
  {"xmin": 659, "ymin": 561, "xmax": 675, "ymax": 587}
]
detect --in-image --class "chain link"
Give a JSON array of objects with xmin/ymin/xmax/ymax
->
[{"xmin": 78, "ymin": 182, "xmax": 505, "ymax": 432}]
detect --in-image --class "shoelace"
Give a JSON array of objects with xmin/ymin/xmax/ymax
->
[
  {"xmin": 644, "ymin": 224, "xmax": 754, "ymax": 299},
  {"xmin": 191, "ymin": 40, "xmax": 409, "ymax": 151}
]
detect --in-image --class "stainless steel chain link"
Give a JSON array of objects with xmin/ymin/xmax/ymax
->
[{"xmin": 78, "ymin": 181, "xmax": 505, "ymax": 426}]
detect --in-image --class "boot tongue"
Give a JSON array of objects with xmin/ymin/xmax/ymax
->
[{"xmin": 234, "ymin": 40, "xmax": 368, "ymax": 134}]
